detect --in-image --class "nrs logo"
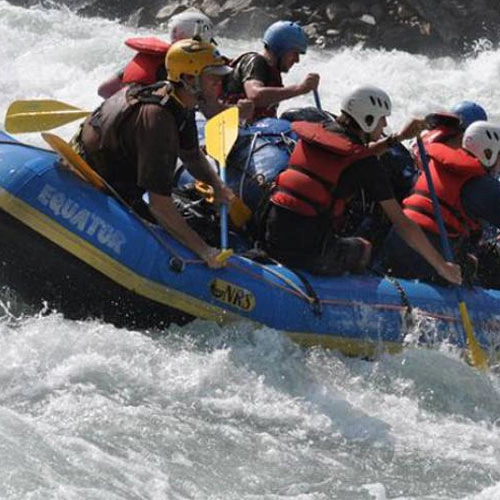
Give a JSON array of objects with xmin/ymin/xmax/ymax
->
[{"xmin": 210, "ymin": 279, "xmax": 256, "ymax": 312}]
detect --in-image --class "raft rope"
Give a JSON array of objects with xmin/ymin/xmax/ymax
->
[
  {"xmin": 284, "ymin": 265, "xmax": 322, "ymax": 315},
  {"xmin": 236, "ymin": 252, "xmax": 322, "ymax": 314},
  {"xmin": 369, "ymin": 266, "xmax": 412, "ymax": 312},
  {"xmin": 388, "ymin": 276, "xmax": 412, "ymax": 312},
  {"xmin": 367, "ymin": 266, "xmax": 417, "ymax": 333},
  {"xmin": 227, "ymin": 257, "xmax": 321, "ymax": 308},
  {"xmin": 232, "ymin": 257, "xmax": 453, "ymax": 321}
]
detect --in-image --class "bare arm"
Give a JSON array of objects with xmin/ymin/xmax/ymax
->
[
  {"xmin": 179, "ymin": 148, "xmax": 233, "ymax": 204},
  {"xmin": 368, "ymin": 118, "xmax": 428, "ymax": 157},
  {"xmin": 180, "ymin": 148, "xmax": 220, "ymax": 185},
  {"xmin": 380, "ymin": 198, "xmax": 462, "ymax": 284},
  {"xmin": 199, "ymin": 99, "xmax": 254, "ymax": 122},
  {"xmin": 149, "ymin": 193, "xmax": 222, "ymax": 267},
  {"xmin": 98, "ymin": 74, "xmax": 124, "ymax": 99},
  {"xmin": 243, "ymin": 73, "xmax": 319, "ymax": 109}
]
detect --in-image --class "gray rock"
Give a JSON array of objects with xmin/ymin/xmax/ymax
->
[
  {"xmin": 217, "ymin": 7, "xmax": 278, "ymax": 39},
  {"xmin": 7, "ymin": 0, "xmax": 500, "ymax": 56},
  {"xmin": 156, "ymin": 2, "xmax": 186, "ymax": 21}
]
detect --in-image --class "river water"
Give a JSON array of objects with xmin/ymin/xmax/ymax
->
[{"xmin": 1, "ymin": 2, "xmax": 500, "ymax": 499}]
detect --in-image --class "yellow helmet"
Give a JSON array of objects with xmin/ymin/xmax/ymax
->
[{"xmin": 166, "ymin": 39, "xmax": 232, "ymax": 83}]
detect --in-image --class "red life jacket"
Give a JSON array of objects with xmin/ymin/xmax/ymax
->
[
  {"xmin": 223, "ymin": 52, "xmax": 283, "ymax": 120},
  {"xmin": 403, "ymin": 142, "xmax": 485, "ymax": 238},
  {"xmin": 412, "ymin": 125, "xmax": 460, "ymax": 169},
  {"xmin": 270, "ymin": 122, "xmax": 371, "ymax": 217},
  {"xmin": 122, "ymin": 37, "xmax": 171, "ymax": 85}
]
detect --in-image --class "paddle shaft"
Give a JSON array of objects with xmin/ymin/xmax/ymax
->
[
  {"xmin": 205, "ymin": 108, "xmax": 239, "ymax": 250},
  {"xmin": 416, "ymin": 140, "xmax": 456, "ymax": 265},
  {"xmin": 219, "ymin": 146, "xmax": 229, "ymax": 249},
  {"xmin": 313, "ymin": 89, "xmax": 322, "ymax": 111},
  {"xmin": 416, "ymin": 138, "xmax": 488, "ymax": 368}
]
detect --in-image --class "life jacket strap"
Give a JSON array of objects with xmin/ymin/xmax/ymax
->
[
  {"xmin": 288, "ymin": 164, "xmax": 337, "ymax": 194},
  {"xmin": 404, "ymin": 203, "xmax": 461, "ymax": 238}
]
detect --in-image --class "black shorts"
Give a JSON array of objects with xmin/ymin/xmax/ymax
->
[
  {"xmin": 304, "ymin": 232, "xmax": 369, "ymax": 276},
  {"xmin": 264, "ymin": 205, "xmax": 368, "ymax": 276}
]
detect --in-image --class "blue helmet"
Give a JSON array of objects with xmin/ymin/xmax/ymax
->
[
  {"xmin": 451, "ymin": 101, "xmax": 488, "ymax": 130},
  {"xmin": 263, "ymin": 21, "xmax": 308, "ymax": 58}
]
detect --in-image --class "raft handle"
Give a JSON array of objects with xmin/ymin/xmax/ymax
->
[{"xmin": 169, "ymin": 257, "xmax": 186, "ymax": 273}]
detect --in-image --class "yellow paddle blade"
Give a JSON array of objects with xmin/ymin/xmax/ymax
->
[
  {"xmin": 205, "ymin": 107, "xmax": 239, "ymax": 167},
  {"xmin": 41, "ymin": 132, "xmax": 106, "ymax": 190},
  {"xmin": 5, "ymin": 100, "xmax": 90, "ymax": 133},
  {"xmin": 459, "ymin": 301, "xmax": 489, "ymax": 370},
  {"xmin": 229, "ymin": 197, "xmax": 252, "ymax": 227}
]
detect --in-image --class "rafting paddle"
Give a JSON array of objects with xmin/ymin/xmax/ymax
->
[
  {"xmin": 6, "ymin": 100, "xmax": 90, "ymax": 133},
  {"xmin": 416, "ymin": 137, "xmax": 489, "ymax": 369},
  {"xmin": 205, "ymin": 107, "xmax": 242, "ymax": 257}
]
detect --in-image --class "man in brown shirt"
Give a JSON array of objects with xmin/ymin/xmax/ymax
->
[{"xmin": 78, "ymin": 39, "xmax": 234, "ymax": 268}]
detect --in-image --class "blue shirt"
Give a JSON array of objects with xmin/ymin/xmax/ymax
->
[{"xmin": 461, "ymin": 174, "xmax": 500, "ymax": 229}]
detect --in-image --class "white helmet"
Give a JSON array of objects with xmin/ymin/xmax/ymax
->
[
  {"xmin": 168, "ymin": 11, "xmax": 215, "ymax": 44},
  {"xmin": 462, "ymin": 120, "xmax": 500, "ymax": 169},
  {"xmin": 340, "ymin": 85, "xmax": 392, "ymax": 133}
]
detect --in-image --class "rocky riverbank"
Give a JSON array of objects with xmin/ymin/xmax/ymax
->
[{"xmin": 9, "ymin": 0, "xmax": 500, "ymax": 56}]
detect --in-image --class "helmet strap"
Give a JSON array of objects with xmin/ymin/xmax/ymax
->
[
  {"xmin": 193, "ymin": 75, "xmax": 205, "ymax": 103},
  {"xmin": 276, "ymin": 55, "xmax": 284, "ymax": 72},
  {"xmin": 180, "ymin": 75, "xmax": 203, "ymax": 100}
]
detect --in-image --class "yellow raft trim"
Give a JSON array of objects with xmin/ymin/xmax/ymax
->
[
  {"xmin": 287, "ymin": 331, "xmax": 403, "ymax": 357},
  {"xmin": 0, "ymin": 188, "xmax": 241, "ymax": 323}
]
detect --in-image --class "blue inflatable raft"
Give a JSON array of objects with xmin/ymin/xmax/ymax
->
[{"xmin": 1, "ymin": 129, "xmax": 500, "ymax": 360}]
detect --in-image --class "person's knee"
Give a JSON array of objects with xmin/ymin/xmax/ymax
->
[{"xmin": 353, "ymin": 237, "xmax": 372, "ymax": 273}]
